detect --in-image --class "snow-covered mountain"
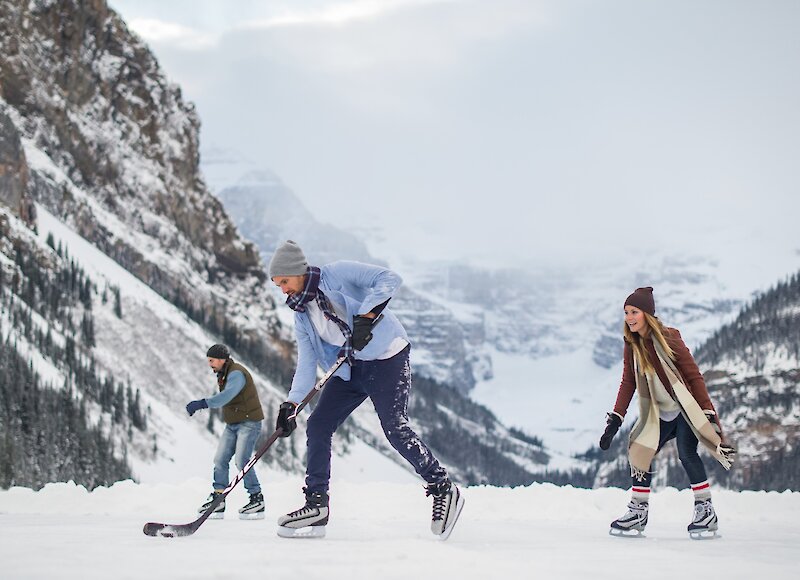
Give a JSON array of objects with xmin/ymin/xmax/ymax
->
[
  {"xmin": 694, "ymin": 273, "xmax": 800, "ymax": 490},
  {"xmin": 0, "ymin": 0, "xmax": 549, "ymax": 489},
  {"xmin": 0, "ymin": 0, "xmax": 292, "ymax": 375},
  {"xmin": 410, "ymin": 253, "xmax": 773, "ymax": 456}
]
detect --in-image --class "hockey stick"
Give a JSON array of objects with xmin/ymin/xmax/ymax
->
[{"xmin": 143, "ymin": 355, "xmax": 348, "ymax": 538}]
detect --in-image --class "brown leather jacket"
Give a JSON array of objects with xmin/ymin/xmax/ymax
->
[{"xmin": 613, "ymin": 327, "xmax": 715, "ymax": 418}]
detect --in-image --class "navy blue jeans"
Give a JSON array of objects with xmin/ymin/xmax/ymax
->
[
  {"xmin": 634, "ymin": 413, "xmax": 708, "ymax": 488},
  {"xmin": 305, "ymin": 346, "xmax": 448, "ymax": 493}
]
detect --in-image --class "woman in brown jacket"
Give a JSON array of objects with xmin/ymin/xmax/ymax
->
[{"xmin": 599, "ymin": 287, "xmax": 735, "ymax": 539}]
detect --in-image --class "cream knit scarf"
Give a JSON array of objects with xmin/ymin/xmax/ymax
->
[{"xmin": 628, "ymin": 338, "xmax": 734, "ymax": 481}]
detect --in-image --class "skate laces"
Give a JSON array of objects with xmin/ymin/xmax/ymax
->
[
  {"xmin": 287, "ymin": 505, "xmax": 315, "ymax": 518},
  {"xmin": 624, "ymin": 501, "xmax": 647, "ymax": 518},
  {"xmin": 426, "ymin": 482, "xmax": 450, "ymax": 522},
  {"xmin": 694, "ymin": 500, "xmax": 712, "ymax": 521},
  {"xmin": 430, "ymin": 494, "xmax": 446, "ymax": 521},
  {"xmin": 287, "ymin": 493, "xmax": 325, "ymax": 518}
]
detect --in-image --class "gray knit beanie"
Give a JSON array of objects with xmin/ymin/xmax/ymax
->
[{"xmin": 269, "ymin": 240, "xmax": 308, "ymax": 278}]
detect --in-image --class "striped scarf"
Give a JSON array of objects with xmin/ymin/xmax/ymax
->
[
  {"xmin": 285, "ymin": 266, "xmax": 354, "ymax": 362},
  {"xmin": 628, "ymin": 339, "xmax": 734, "ymax": 481}
]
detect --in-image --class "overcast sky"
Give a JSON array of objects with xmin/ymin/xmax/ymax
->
[{"xmin": 109, "ymin": 0, "xmax": 800, "ymax": 270}]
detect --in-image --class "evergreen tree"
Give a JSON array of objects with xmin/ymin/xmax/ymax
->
[{"xmin": 113, "ymin": 286, "xmax": 122, "ymax": 318}]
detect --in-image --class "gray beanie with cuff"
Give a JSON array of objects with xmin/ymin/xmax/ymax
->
[{"xmin": 269, "ymin": 240, "xmax": 308, "ymax": 278}]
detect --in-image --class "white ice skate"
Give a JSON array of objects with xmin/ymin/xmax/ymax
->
[
  {"xmin": 609, "ymin": 500, "xmax": 648, "ymax": 538},
  {"xmin": 239, "ymin": 492, "xmax": 265, "ymax": 520},
  {"xmin": 427, "ymin": 480, "xmax": 465, "ymax": 541},
  {"xmin": 688, "ymin": 499, "xmax": 719, "ymax": 540},
  {"xmin": 277, "ymin": 490, "xmax": 328, "ymax": 538}
]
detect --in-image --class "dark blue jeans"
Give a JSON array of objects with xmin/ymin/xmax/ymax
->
[
  {"xmin": 305, "ymin": 346, "xmax": 448, "ymax": 493},
  {"xmin": 634, "ymin": 413, "xmax": 708, "ymax": 488}
]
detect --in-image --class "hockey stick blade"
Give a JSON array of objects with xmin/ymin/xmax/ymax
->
[
  {"xmin": 142, "ymin": 490, "xmax": 226, "ymax": 537},
  {"xmin": 143, "ymin": 521, "xmax": 200, "ymax": 538}
]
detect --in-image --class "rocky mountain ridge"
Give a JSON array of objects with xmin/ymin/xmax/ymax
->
[{"xmin": 0, "ymin": 0, "xmax": 293, "ymax": 382}]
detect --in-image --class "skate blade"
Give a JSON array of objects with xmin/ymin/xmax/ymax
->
[
  {"xmin": 609, "ymin": 527, "xmax": 645, "ymax": 538},
  {"xmin": 438, "ymin": 492, "xmax": 465, "ymax": 541},
  {"xmin": 689, "ymin": 529, "xmax": 720, "ymax": 540},
  {"xmin": 201, "ymin": 511, "xmax": 224, "ymax": 520},
  {"xmin": 239, "ymin": 512, "xmax": 266, "ymax": 520},
  {"xmin": 277, "ymin": 525, "xmax": 326, "ymax": 539}
]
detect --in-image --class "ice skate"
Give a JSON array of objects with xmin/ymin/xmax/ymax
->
[
  {"xmin": 277, "ymin": 489, "xmax": 329, "ymax": 538},
  {"xmin": 198, "ymin": 491, "xmax": 225, "ymax": 520},
  {"xmin": 609, "ymin": 499, "xmax": 648, "ymax": 537},
  {"xmin": 688, "ymin": 499, "xmax": 719, "ymax": 540},
  {"xmin": 426, "ymin": 480, "xmax": 465, "ymax": 541},
  {"xmin": 239, "ymin": 492, "xmax": 265, "ymax": 520}
]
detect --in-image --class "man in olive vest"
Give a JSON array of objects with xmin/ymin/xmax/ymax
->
[{"xmin": 186, "ymin": 343, "xmax": 265, "ymax": 519}]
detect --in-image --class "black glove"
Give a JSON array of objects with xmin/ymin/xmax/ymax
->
[
  {"xmin": 599, "ymin": 412, "xmax": 623, "ymax": 450},
  {"xmin": 186, "ymin": 399, "xmax": 208, "ymax": 417},
  {"xmin": 276, "ymin": 401, "xmax": 298, "ymax": 437},
  {"xmin": 351, "ymin": 315, "xmax": 375, "ymax": 351},
  {"xmin": 704, "ymin": 410, "xmax": 722, "ymax": 435}
]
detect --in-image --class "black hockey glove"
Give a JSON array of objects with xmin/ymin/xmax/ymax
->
[
  {"xmin": 351, "ymin": 315, "xmax": 375, "ymax": 351},
  {"xmin": 599, "ymin": 412, "xmax": 623, "ymax": 450},
  {"xmin": 276, "ymin": 401, "xmax": 298, "ymax": 437}
]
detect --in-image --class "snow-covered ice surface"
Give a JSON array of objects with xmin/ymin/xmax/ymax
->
[{"xmin": 1, "ymin": 479, "xmax": 797, "ymax": 580}]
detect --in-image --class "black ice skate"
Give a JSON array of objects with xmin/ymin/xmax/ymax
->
[
  {"xmin": 198, "ymin": 491, "xmax": 225, "ymax": 520},
  {"xmin": 688, "ymin": 499, "xmax": 719, "ymax": 540},
  {"xmin": 239, "ymin": 492, "xmax": 265, "ymax": 520},
  {"xmin": 277, "ymin": 489, "xmax": 329, "ymax": 538},
  {"xmin": 609, "ymin": 499, "xmax": 648, "ymax": 537},
  {"xmin": 426, "ymin": 480, "xmax": 465, "ymax": 541}
]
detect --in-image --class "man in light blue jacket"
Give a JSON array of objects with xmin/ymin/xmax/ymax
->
[{"xmin": 269, "ymin": 240, "xmax": 463, "ymax": 540}]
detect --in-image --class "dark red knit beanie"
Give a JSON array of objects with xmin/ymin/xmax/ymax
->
[{"xmin": 624, "ymin": 287, "xmax": 655, "ymax": 316}]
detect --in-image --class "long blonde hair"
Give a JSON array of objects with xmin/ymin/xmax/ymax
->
[{"xmin": 623, "ymin": 312, "xmax": 676, "ymax": 373}]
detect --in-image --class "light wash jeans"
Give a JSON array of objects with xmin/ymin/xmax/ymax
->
[{"xmin": 213, "ymin": 420, "xmax": 262, "ymax": 495}]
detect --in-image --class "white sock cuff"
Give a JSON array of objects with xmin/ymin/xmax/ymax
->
[{"xmin": 691, "ymin": 481, "xmax": 712, "ymax": 499}]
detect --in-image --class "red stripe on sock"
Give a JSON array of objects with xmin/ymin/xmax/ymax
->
[
  {"xmin": 632, "ymin": 487, "xmax": 650, "ymax": 494},
  {"xmin": 692, "ymin": 482, "xmax": 710, "ymax": 491}
]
